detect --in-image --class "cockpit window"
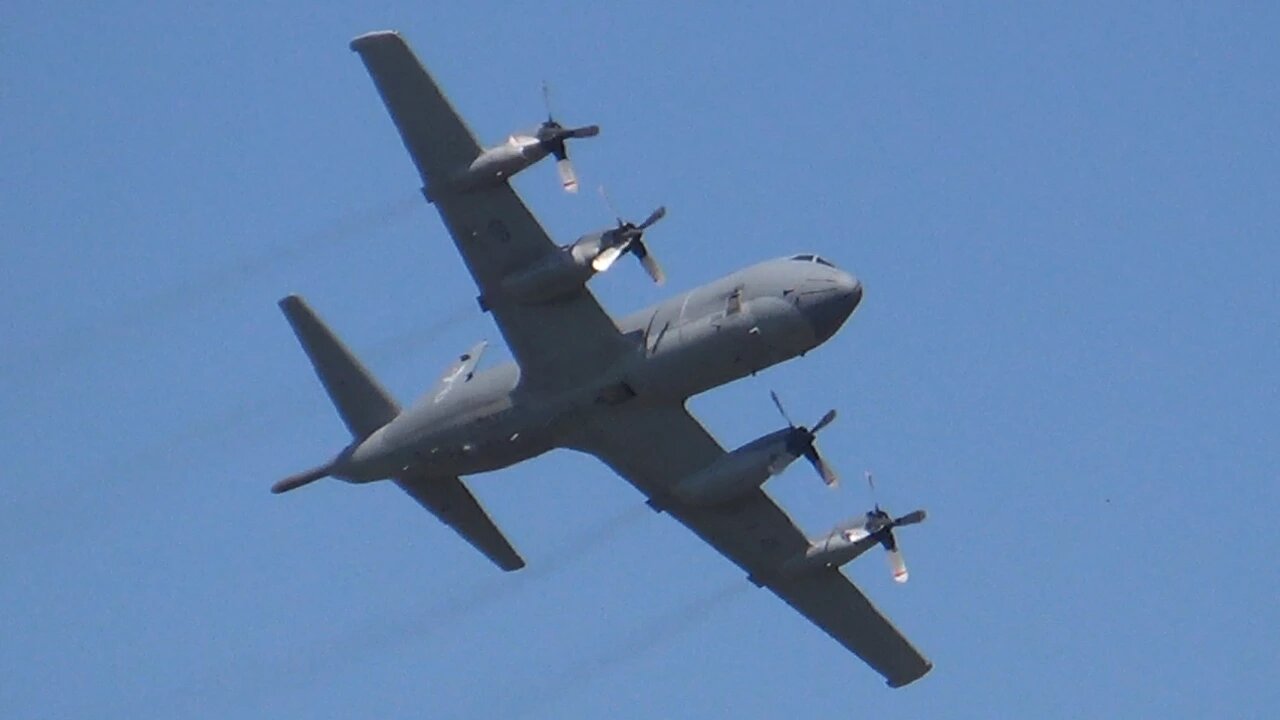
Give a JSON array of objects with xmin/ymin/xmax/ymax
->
[{"xmin": 789, "ymin": 253, "xmax": 836, "ymax": 268}]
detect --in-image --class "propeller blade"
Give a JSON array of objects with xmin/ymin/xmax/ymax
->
[
  {"xmin": 770, "ymin": 390, "xmax": 795, "ymax": 427},
  {"xmin": 816, "ymin": 456, "xmax": 839, "ymax": 486},
  {"xmin": 803, "ymin": 446, "xmax": 839, "ymax": 487},
  {"xmin": 597, "ymin": 186, "xmax": 622, "ymax": 223},
  {"xmin": 811, "ymin": 409, "xmax": 837, "ymax": 434},
  {"xmin": 592, "ymin": 244, "xmax": 625, "ymax": 272},
  {"xmin": 893, "ymin": 509, "xmax": 927, "ymax": 527},
  {"xmin": 637, "ymin": 205, "xmax": 667, "ymax": 230},
  {"xmin": 541, "ymin": 80, "xmax": 555, "ymax": 122},
  {"xmin": 639, "ymin": 252, "xmax": 665, "ymax": 286},
  {"xmin": 887, "ymin": 545, "xmax": 909, "ymax": 583},
  {"xmin": 566, "ymin": 124, "xmax": 600, "ymax": 139},
  {"xmin": 632, "ymin": 240, "xmax": 666, "ymax": 285},
  {"xmin": 556, "ymin": 157, "xmax": 579, "ymax": 193}
]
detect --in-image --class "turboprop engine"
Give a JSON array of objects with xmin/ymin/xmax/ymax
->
[
  {"xmin": 671, "ymin": 428, "xmax": 799, "ymax": 505},
  {"xmin": 499, "ymin": 233, "xmax": 605, "ymax": 304},
  {"xmin": 500, "ymin": 205, "xmax": 668, "ymax": 305},
  {"xmin": 671, "ymin": 395, "xmax": 838, "ymax": 505},
  {"xmin": 430, "ymin": 83, "xmax": 599, "ymax": 198},
  {"xmin": 782, "ymin": 475, "xmax": 926, "ymax": 583}
]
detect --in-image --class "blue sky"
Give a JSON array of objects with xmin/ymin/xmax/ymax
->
[{"xmin": 3, "ymin": 2, "xmax": 1277, "ymax": 717}]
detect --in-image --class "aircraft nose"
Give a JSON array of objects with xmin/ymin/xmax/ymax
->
[{"xmin": 806, "ymin": 271, "xmax": 862, "ymax": 342}]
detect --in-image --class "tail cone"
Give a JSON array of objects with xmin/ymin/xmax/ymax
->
[{"xmin": 272, "ymin": 465, "xmax": 331, "ymax": 494}]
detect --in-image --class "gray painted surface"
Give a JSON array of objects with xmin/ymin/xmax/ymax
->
[{"xmin": 273, "ymin": 29, "xmax": 930, "ymax": 688}]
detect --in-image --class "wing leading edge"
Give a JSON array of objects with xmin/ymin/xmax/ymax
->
[
  {"xmin": 349, "ymin": 31, "xmax": 633, "ymax": 395},
  {"xmin": 565, "ymin": 403, "xmax": 932, "ymax": 687}
]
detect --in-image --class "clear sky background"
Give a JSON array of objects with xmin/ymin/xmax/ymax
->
[{"xmin": 3, "ymin": 2, "xmax": 1277, "ymax": 718}]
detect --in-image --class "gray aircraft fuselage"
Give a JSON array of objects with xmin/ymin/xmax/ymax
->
[{"xmin": 330, "ymin": 255, "xmax": 861, "ymax": 483}]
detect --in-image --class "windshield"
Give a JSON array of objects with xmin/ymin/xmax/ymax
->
[{"xmin": 789, "ymin": 253, "xmax": 836, "ymax": 268}]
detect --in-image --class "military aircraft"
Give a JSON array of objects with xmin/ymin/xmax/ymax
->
[{"xmin": 272, "ymin": 30, "xmax": 931, "ymax": 687}]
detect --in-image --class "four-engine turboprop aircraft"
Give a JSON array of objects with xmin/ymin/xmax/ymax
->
[{"xmin": 272, "ymin": 30, "xmax": 931, "ymax": 687}]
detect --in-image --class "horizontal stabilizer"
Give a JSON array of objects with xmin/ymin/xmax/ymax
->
[
  {"xmin": 396, "ymin": 473, "xmax": 525, "ymax": 571},
  {"xmin": 279, "ymin": 295, "xmax": 400, "ymax": 440}
]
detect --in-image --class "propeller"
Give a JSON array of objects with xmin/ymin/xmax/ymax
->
[
  {"xmin": 862, "ymin": 471, "xmax": 926, "ymax": 583},
  {"xmin": 770, "ymin": 391, "xmax": 839, "ymax": 486},
  {"xmin": 537, "ymin": 82, "xmax": 600, "ymax": 193},
  {"xmin": 592, "ymin": 187, "xmax": 667, "ymax": 284}
]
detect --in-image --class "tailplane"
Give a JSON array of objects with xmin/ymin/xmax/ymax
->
[{"xmin": 278, "ymin": 295, "xmax": 400, "ymax": 440}]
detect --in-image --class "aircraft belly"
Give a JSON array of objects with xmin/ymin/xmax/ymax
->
[
  {"xmin": 404, "ymin": 423, "xmax": 555, "ymax": 476},
  {"xmin": 335, "ymin": 394, "xmax": 555, "ymax": 480}
]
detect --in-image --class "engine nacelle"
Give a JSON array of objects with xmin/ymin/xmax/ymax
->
[
  {"xmin": 781, "ymin": 523, "xmax": 880, "ymax": 576},
  {"xmin": 671, "ymin": 428, "xmax": 800, "ymax": 505},
  {"xmin": 423, "ymin": 136, "xmax": 547, "ymax": 200},
  {"xmin": 500, "ymin": 230, "xmax": 616, "ymax": 305},
  {"xmin": 460, "ymin": 136, "xmax": 546, "ymax": 190}
]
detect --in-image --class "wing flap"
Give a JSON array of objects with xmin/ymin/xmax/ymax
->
[{"xmin": 395, "ymin": 473, "xmax": 525, "ymax": 572}]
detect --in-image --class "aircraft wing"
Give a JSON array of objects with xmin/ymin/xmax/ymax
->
[
  {"xmin": 395, "ymin": 472, "xmax": 525, "ymax": 572},
  {"xmin": 350, "ymin": 31, "xmax": 632, "ymax": 394},
  {"xmin": 566, "ymin": 403, "xmax": 932, "ymax": 687}
]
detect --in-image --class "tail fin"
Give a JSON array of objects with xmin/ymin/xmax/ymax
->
[{"xmin": 279, "ymin": 295, "xmax": 400, "ymax": 440}]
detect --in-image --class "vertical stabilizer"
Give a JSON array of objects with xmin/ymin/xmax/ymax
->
[{"xmin": 279, "ymin": 295, "xmax": 400, "ymax": 440}]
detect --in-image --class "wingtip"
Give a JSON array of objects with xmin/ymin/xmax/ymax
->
[
  {"xmin": 349, "ymin": 30, "xmax": 402, "ymax": 52},
  {"xmin": 886, "ymin": 661, "xmax": 933, "ymax": 688}
]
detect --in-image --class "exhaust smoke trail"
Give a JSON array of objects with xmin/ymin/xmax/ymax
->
[
  {"xmin": 89, "ymin": 286, "xmax": 477, "ymax": 484},
  {"xmin": 348, "ymin": 501, "xmax": 653, "ymax": 646},
  {"xmin": 176, "ymin": 502, "xmax": 653, "ymax": 714},
  {"xmin": 503, "ymin": 577, "xmax": 752, "ymax": 718},
  {"xmin": 8, "ymin": 192, "xmax": 424, "ymax": 376},
  {"xmin": 5, "ymin": 202, "xmax": 471, "ymax": 556},
  {"xmin": 148, "ymin": 191, "xmax": 426, "ymax": 312}
]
